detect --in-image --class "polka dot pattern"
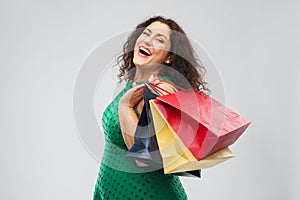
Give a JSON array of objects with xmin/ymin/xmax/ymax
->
[
  {"xmin": 93, "ymin": 163, "xmax": 188, "ymax": 200},
  {"xmin": 93, "ymin": 80, "xmax": 188, "ymax": 200}
]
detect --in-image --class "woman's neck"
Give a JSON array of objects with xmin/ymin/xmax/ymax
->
[{"xmin": 133, "ymin": 65, "xmax": 162, "ymax": 82}]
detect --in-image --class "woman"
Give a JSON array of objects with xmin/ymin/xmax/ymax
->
[{"xmin": 93, "ymin": 16, "xmax": 209, "ymax": 200}]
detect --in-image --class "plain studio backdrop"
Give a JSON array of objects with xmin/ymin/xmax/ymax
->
[{"xmin": 1, "ymin": 1, "xmax": 299, "ymax": 200}]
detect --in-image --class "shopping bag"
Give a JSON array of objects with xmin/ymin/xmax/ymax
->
[
  {"xmin": 127, "ymin": 82, "xmax": 202, "ymax": 177},
  {"xmin": 153, "ymin": 89, "xmax": 251, "ymax": 160},
  {"xmin": 150, "ymin": 100, "xmax": 234, "ymax": 174},
  {"xmin": 127, "ymin": 89, "xmax": 162, "ymax": 167}
]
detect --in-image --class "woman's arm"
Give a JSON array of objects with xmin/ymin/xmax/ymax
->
[
  {"xmin": 118, "ymin": 106, "xmax": 138, "ymax": 149},
  {"xmin": 118, "ymin": 85, "xmax": 145, "ymax": 150},
  {"xmin": 118, "ymin": 80, "xmax": 177, "ymax": 150}
]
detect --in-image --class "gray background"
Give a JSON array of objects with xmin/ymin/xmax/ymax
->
[{"xmin": 1, "ymin": 0, "xmax": 299, "ymax": 200}]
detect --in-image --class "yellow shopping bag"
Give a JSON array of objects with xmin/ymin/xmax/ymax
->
[{"xmin": 150, "ymin": 100, "xmax": 234, "ymax": 174}]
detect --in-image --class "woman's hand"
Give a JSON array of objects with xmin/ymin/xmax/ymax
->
[
  {"xmin": 118, "ymin": 75, "xmax": 160, "ymax": 150},
  {"xmin": 119, "ymin": 84, "xmax": 145, "ymax": 109},
  {"xmin": 119, "ymin": 75, "xmax": 160, "ymax": 108}
]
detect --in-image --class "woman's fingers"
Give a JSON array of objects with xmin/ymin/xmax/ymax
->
[
  {"xmin": 148, "ymin": 74, "xmax": 160, "ymax": 85},
  {"xmin": 120, "ymin": 75, "xmax": 161, "ymax": 108},
  {"xmin": 153, "ymin": 79, "xmax": 160, "ymax": 84},
  {"xmin": 122, "ymin": 85, "xmax": 145, "ymax": 108},
  {"xmin": 135, "ymin": 160, "xmax": 149, "ymax": 167},
  {"xmin": 148, "ymin": 75, "xmax": 154, "ymax": 82}
]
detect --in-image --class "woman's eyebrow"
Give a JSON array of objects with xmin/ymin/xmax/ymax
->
[
  {"xmin": 145, "ymin": 28, "xmax": 168, "ymax": 40},
  {"xmin": 156, "ymin": 33, "xmax": 168, "ymax": 40}
]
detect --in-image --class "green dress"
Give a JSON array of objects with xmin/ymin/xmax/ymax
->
[{"xmin": 93, "ymin": 80, "xmax": 188, "ymax": 200}]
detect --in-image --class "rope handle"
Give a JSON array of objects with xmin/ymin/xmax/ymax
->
[
  {"xmin": 144, "ymin": 80, "xmax": 180, "ymax": 96},
  {"xmin": 144, "ymin": 81, "xmax": 172, "ymax": 96},
  {"xmin": 143, "ymin": 81, "xmax": 160, "ymax": 95},
  {"xmin": 159, "ymin": 80, "xmax": 189, "ymax": 91}
]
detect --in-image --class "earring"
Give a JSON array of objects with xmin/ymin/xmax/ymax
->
[{"xmin": 165, "ymin": 60, "xmax": 170, "ymax": 64}]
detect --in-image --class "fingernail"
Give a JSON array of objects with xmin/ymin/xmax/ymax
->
[
  {"xmin": 154, "ymin": 80, "xmax": 160, "ymax": 84},
  {"xmin": 149, "ymin": 75, "xmax": 154, "ymax": 82}
]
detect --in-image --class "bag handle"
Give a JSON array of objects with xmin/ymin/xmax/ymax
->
[
  {"xmin": 144, "ymin": 79, "xmax": 191, "ymax": 96},
  {"xmin": 144, "ymin": 80, "xmax": 174, "ymax": 96},
  {"xmin": 143, "ymin": 81, "xmax": 161, "ymax": 95},
  {"xmin": 159, "ymin": 80, "xmax": 190, "ymax": 91}
]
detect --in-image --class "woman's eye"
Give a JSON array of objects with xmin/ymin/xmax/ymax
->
[
  {"xmin": 156, "ymin": 39, "xmax": 164, "ymax": 43},
  {"xmin": 142, "ymin": 31, "xmax": 150, "ymax": 36}
]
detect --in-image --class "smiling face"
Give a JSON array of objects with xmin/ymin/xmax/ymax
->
[{"xmin": 133, "ymin": 21, "xmax": 172, "ymax": 67}]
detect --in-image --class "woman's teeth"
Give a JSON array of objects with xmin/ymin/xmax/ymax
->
[
  {"xmin": 139, "ymin": 49, "xmax": 150, "ymax": 56},
  {"xmin": 139, "ymin": 47, "xmax": 151, "ymax": 56}
]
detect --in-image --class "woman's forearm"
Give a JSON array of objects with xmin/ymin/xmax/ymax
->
[{"xmin": 118, "ymin": 103, "xmax": 139, "ymax": 150}]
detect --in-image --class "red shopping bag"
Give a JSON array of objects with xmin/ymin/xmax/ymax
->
[{"xmin": 152, "ymin": 89, "xmax": 251, "ymax": 160}]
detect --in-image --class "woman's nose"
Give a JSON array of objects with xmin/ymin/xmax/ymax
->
[{"xmin": 143, "ymin": 36, "xmax": 152, "ymax": 46}]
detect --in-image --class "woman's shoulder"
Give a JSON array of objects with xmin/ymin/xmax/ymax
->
[{"xmin": 158, "ymin": 76, "xmax": 173, "ymax": 83}]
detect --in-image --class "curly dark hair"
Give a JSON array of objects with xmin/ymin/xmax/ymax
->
[{"xmin": 117, "ymin": 15, "xmax": 210, "ymax": 93}]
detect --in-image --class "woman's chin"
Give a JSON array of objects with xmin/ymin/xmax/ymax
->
[
  {"xmin": 133, "ymin": 60, "xmax": 148, "ymax": 67},
  {"xmin": 133, "ymin": 58, "xmax": 164, "ymax": 68}
]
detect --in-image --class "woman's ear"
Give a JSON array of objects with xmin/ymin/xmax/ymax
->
[{"xmin": 164, "ymin": 55, "xmax": 173, "ymax": 64}]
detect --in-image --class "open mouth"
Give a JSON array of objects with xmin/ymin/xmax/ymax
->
[{"xmin": 139, "ymin": 46, "xmax": 151, "ymax": 56}]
